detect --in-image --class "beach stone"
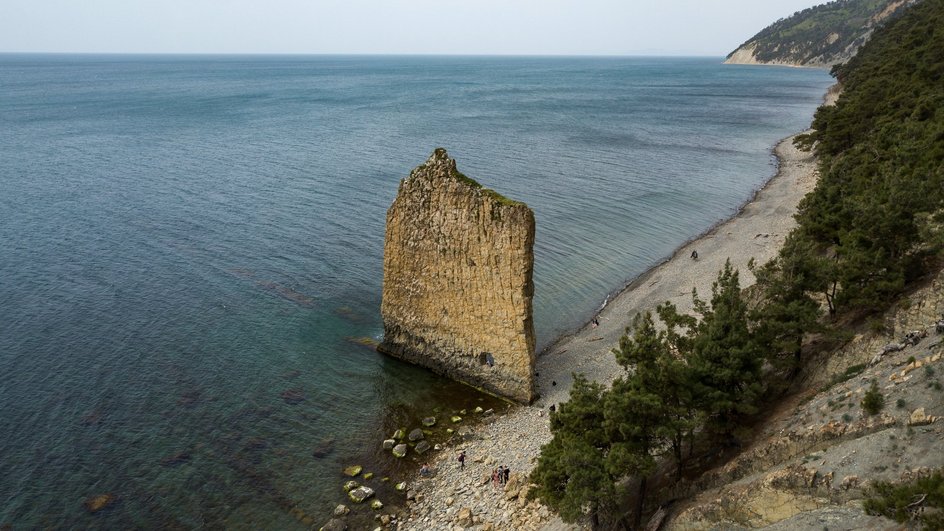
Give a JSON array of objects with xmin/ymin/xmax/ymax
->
[
  {"xmin": 84, "ymin": 493, "xmax": 116, "ymax": 513},
  {"xmin": 392, "ymin": 444, "xmax": 408, "ymax": 458},
  {"xmin": 348, "ymin": 486, "xmax": 375, "ymax": 503},
  {"xmin": 422, "ymin": 416, "xmax": 437, "ymax": 427},
  {"xmin": 415, "ymin": 440, "xmax": 431, "ymax": 454},
  {"xmin": 408, "ymin": 428, "xmax": 425, "ymax": 441},
  {"xmin": 382, "ymin": 439, "xmax": 395, "ymax": 450},
  {"xmin": 445, "ymin": 496, "xmax": 454, "ymax": 507},
  {"xmin": 474, "ymin": 406, "xmax": 483, "ymax": 414},
  {"xmin": 342, "ymin": 480, "xmax": 359, "ymax": 492},
  {"xmin": 371, "ymin": 499, "xmax": 384, "ymax": 510},
  {"xmin": 321, "ymin": 518, "xmax": 348, "ymax": 531},
  {"xmin": 343, "ymin": 465, "xmax": 362, "ymax": 477},
  {"xmin": 451, "ymin": 415, "xmax": 463, "ymax": 423},
  {"xmin": 395, "ymin": 481, "xmax": 408, "ymax": 491},
  {"xmin": 457, "ymin": 507, "xmax": 472, "ymax": 527},
  {"xmin": 333, "ymin": 504, "xmax": 350, "ymax": 516}
]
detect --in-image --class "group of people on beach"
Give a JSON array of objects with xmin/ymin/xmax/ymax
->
[{"xmin": 491, "ymin": 465, "xmax": 510, "ymax": 488}]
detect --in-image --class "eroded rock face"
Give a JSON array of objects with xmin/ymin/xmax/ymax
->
[{"xmin": 379, "ymin": 148, "xmax": 536, "ymax": 403}]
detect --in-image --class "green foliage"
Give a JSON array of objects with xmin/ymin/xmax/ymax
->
[
  {"xmin": 861, "ymin": 380, "xmax": 885, "ymax": 415},
  {"xmin": 785, "ymin": 0, "xmax": 944, "ymax": 317},
  {"xmin": 823, "ymin": 363, "xmax": 867, "ymax": 390},
  {"xmin": 863, "ymin": 469, "xmax": 944, "ymax": 528},
  {"xmin": 729, "ymin": 0, "xmax": 911, "ymax": 65},
  {"xmin": 688, "ymin": 261, "xmax": 764, "ymax": 438},
  {"xmin": 530, "ymin": 375, "xmax": 621, "ymax": 527}
]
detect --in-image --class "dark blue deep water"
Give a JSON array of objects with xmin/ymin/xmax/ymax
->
[{"xmin": 0, "ymin": 55, "xmax": 832, "ymax": 527}]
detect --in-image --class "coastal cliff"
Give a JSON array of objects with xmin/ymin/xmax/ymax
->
[
  {"xmin": 379, "ymin": 148, "xmax": 536, "ymax": 403},
  {"xmin": 724, "ymin": 0, "xmax": 917, "ymax": 67}
]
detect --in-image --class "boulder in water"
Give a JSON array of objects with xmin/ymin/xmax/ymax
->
[
  {"xmin": 382, "ymin": 439, "xmax": 395, "ymax": 450},
  {"xmin": 421, "ymin": 416, "xmax": 437, "ymax": 427},
  {"xmin": 408, "ymin": 428, "xmax": 424, "ymax": 441},
  {"xmin": 392, "ymin": 444, "xmax": 408, "ymax": 458},
  {"xmin": 320, "ymin": 518, "xmax": 348, "ymax": 531},
  {"xmin": 371, "ymin": 499, "xmax": 383, "ymax": 510},
  {"xmin": 342, "ymin": 480, "xmax": 358, "ymax": 492},
  {"xmin": 348, "ymin": 486, "xmax": 375, "ymax": 503},
  {"xmin": 415, "ymin": 440, "xmax": 431, "ymax": 454},
  {"xmin": 159, "ymin": 451, "xmax": 191, "ymax": 467},
  {"xmin": 342, "ymin": 465, "xmax": 362, "ymax": 477},
  {"xmin": 333, "ymin": 504, "xmax": 350, "ymax": 516}
]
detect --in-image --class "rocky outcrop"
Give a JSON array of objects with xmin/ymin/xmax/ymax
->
[{"xmin": 379, "ymin": 148, "xmax": 536, "ymax": 403}]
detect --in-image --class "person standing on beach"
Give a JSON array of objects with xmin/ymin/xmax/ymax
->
[
  {"xmin": 458, "ymin": 450, "xmax": 466, "ymax": 469},
  {"xmin": 491, "ymin": 468, "xmax": 499, "ymax": 488},
  {"xmin": 503, "ymin": 466, "xmax": 510, "ymax": 485}
]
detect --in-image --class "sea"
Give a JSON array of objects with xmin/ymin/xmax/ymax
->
[{"xmin": 0, "ymin": 54, "xmax": 832, "ymax": 528}]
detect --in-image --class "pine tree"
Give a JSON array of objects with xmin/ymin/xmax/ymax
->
[
  {"xmin": 530, "ymin": 375, "xmax": 621, "ymax": 529},
  {"xmin": 689, "ymin": 260, "xmax": 764, "ymax": 440}
]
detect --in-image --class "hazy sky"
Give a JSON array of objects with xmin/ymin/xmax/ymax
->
[{"xmin": 2, "ymin": 1, "xmax": 822, "ymax": 56}]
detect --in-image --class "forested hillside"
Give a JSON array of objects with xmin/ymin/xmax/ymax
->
[{"xmin": 725, "ymin": 0, "xmax": 918, "ymax": 66}]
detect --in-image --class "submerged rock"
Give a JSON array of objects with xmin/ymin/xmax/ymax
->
[
  {"xmin": 312, "ymin": 437, "xmax": 336, "ymax": 459},
  {"xmin": 280, "ymin": 388, "xmax": 305, "ymax": 405},
  {"xmin": 320, "ymin": 517, "xmax": 348, "ymax": 531},
  {"xmin": 333, "ymin": 504, "xmax": 350, "ymax": 516},
  {"xmin": 159, "ymin": 451, "xmax": 191, "ymax": 467},
  {"xmin": 342, "ymin": 465, "xmax": 362, "ymax": 477},
  {"xmin": 371, "ymin": 499, "xmax": 384, "ymax": 510},
  {"xmin": 84, "ymin": 493, "xmax": 116, "ymax": 513}
]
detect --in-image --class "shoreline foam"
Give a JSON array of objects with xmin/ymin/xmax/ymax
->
[{"xmin": 396, "ymin": 130, "xmax": 822, "ymax": 530}]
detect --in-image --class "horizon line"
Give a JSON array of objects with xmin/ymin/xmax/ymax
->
[{"xmin": 0, "ymin": 51, "xmax": 726, "ymax": 59}]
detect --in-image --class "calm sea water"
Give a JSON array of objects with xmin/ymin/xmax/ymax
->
[{"xmin": 0, "ymin": 55, "xmax": 832, "ymax": 527}]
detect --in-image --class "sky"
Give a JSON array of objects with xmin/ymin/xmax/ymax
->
[{"xmin": 2, "ymin": 0, "xmax": 823, "ymax": 56}]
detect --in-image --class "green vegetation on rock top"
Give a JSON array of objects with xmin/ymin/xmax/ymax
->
[{"xmin": 728, "ymin": 0, "xmax": 917, "ymax": 66}]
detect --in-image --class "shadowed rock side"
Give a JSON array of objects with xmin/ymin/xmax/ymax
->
[{"xmin": 379, "ymin": 148, "xmax": 536, "ymax": 403}]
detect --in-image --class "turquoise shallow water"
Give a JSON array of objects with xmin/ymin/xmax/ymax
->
[{"xmin": 0, "ymin": 55, "xmax": 832, "ymax": 527}]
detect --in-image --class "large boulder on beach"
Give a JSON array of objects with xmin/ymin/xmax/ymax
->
[{"xmin": 378, "ymin": 148, "xmax": 536, "ymax": 403}]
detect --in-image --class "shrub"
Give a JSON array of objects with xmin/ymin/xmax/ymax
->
[{"xmin": 861, "ymin": 380, "xmax": 884, "ymax": 416}]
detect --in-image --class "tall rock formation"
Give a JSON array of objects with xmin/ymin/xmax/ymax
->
[{"xmin": 379, "ymin": 148, "xmax": 536, "ymax": 403}]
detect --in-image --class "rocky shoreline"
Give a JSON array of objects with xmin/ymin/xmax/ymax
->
[{"xmin": 377, "ymin": 128, "xmax": 826, "ymax": 531}]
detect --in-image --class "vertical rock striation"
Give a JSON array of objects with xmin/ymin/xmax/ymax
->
[{"xmin": 379, "ymin": 148, "xmax": 536, "ymax": 403}]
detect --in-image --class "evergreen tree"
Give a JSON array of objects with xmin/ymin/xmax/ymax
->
[
  {"xmin": 530, "ymin": 375, "xmax": 622, "ymax": 529},
  {"xmin": 689, "ymin": 261, "xmax": 764, "ymax": 440},
  {"xmin": 750, "ymin": 252, "xmax": 822, "ymax": 378}
]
